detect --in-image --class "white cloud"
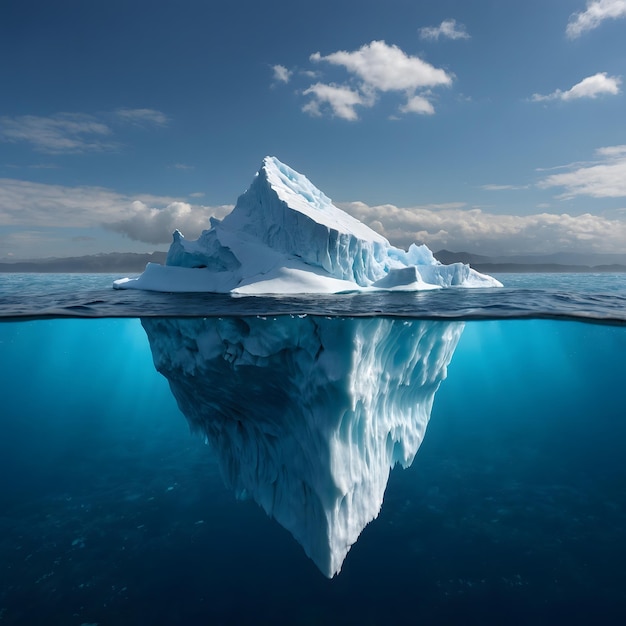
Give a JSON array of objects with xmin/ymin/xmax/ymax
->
[
  {"xmin": 595, "ymin": 144, "xmax": 626, "ymax": 157},
  {"xmin": 302, "ymin": 83, "xmax": 367, "ymax": 120},
  {"xmin": 399, "ymin": 95, "xmax": 435, "ymax": 115},
  {"xmin": 272, "ymin": 64, "xmax": 292, "ymax": 83},
  {"xmin": 538, "ymin": 146, "xmax": 626, "ymax": 199},
  {"xmin": 311, "ymin": 41, "xmax": 451, "ymax": 92},
  {"xmin": 0, "ymin": 108, "xmax": 169, "ymax": 154},
  {"xmin": 106, "ymin": 200, "xmax": 231, "ymax": 244},
  {"xmin": 303, "ymin": 40, "xmax": 452, "ymax": 119},
  {"xmin": 532, "ymin": 72, "xmax": 621, "ymax": 101},
  {"xmin": 566, "ymin": 0, "xmax": 626, "ymax": 38},
  {"xmin": 0, "ymin": 113, "xmax": 115, "ymax": 154},
  {"xmin": 0, "ymin": 177, "xmax": 232, "ymax": 243},
  {"xmin": 338, "ymin": 201, "xmax": 626, "ymax": 255},
  {"xmin": 535, "ymin": 161, "xmax": 593, "ymax": 172},
  {"xmin": 419, "ymin": 19, "xmax": 470, "ymax": 41}
]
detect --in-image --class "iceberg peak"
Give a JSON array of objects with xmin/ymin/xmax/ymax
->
[
  {"xmin": 114, "ymin": 156, "xmax": 502, "ymax": 293},
  {"xmin": 254, "ymin": 156, "xmax": 387, "ymax": 245}
]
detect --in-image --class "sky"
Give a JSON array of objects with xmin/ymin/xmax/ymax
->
[{"xmin": 1, "ymin": 0, "xmax": 625, "ymax": 259}]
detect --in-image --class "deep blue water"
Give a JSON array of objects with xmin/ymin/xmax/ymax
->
[{"xmin": 1, "ymin": 273, "xmax": 626, "ymax": 625}]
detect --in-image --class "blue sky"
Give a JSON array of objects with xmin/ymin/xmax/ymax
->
[{"xmin": 1, "ymin": 0, "xmax": 625, "ymax": 259}]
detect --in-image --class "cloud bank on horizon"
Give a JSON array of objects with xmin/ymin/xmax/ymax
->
[
  {"xmin": 1, "ymin": 144, "xmax": 625, "ymax": 257},
  {"xmin": 339, "ymin": 201, "xmax": 626, "ymax": 257},
  {"xmin": 0, "ymin": 1, "xmax": 625, "ymax": 259}
]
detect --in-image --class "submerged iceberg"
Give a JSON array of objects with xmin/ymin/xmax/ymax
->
[
  {"xmin": 141, "ymin": 315, "xmax": 464, "ymax": 577},
  {"xmin": 115, "ymin": 157, "xmax": 501, "ymax": 294}
]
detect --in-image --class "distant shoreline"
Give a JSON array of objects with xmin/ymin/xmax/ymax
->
[
  {"xmin": 0, "ymin": 252, "xmax": 167, "ymax": 274},
  {"xmin": 471, "ymin": 264, "xmax": 626, "ymax": 274}
]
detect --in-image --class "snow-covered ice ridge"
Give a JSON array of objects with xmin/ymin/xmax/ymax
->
[
  {"xmin": 114, "ymin": 156, "xmax": 501, "ymax": 294},
  {"xmin": 142, "ymin": 315, "xmax": 464, "ymax": 577}
]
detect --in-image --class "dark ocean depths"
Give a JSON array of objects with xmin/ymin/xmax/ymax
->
[{"xmin": 1, "ymin": 273, "xmax": 626, "ymax": 625}]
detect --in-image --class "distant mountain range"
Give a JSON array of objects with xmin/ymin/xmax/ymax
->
[
  {"xmin": 0, "ymin": 252, "xmax": 167, "ymax": 273},
  {"xmin": 433, "ymin": 250, "xmax": 626, "ymax": 273},
  {"xmin": 0, "ymin": 249, "xmax": 625, "ymax": 273}
]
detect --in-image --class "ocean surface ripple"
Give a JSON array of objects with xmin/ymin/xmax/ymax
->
[{"xmin": 1, "ymin": 273, "xmax": 625, "ymax": 323}]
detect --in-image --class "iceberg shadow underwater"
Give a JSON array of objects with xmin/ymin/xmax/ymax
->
[{"xmin": 141, "ymin": 315, "xmax": 463, "ymax": 577}]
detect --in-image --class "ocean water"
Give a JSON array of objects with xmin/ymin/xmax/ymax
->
[{"xmin": 1, "ymin": 273, "xmax": 625, "ymax": 625}]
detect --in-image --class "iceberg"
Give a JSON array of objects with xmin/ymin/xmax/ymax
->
[
  {"xmin": 114, "ymin": 157, "xmax": 501, "ymax": 294},
  {"xmin": 141, "ymin": 315, "xmax": 464, "ymax": 577}
]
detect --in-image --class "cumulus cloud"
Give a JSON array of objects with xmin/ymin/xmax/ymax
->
[
  {"xmin": 0, "ymin": 108, "xmax": 168, "ymax": 154},
  {"xmin": 106, "ymin": 200, "xmax": 231, "ymax": 244},
  {"xmin": 272, "ymin": 64, "xmax": 293, "ymax": 83},
  {"xmin": 338, "ymin": 201, "xmax": 626, "ymax": 255},
  {"xmin": 302, "ymin": 40, "xmax": 452, "ymax": 119},
  {"xmin": 538, "ymin": 145, "xmax": 626, "ymax": 199},
  {"xmin": 399, "ymin": 95, "xmax": 435, "ymax": 115},
  {"xmin": 419, "ymin": 19, "xmax": 470, "ymax": 41},
  {"xmin": 566, "ymin": 0, "xmax": 626, "ymax": 38},
  {"xmin": 0, "ymin": 178, "xmax": 232, "ymax": 243},
  {"xmin": 311, "ymin": 41, "xmax": 451, "ymax": 92},
  {"xmin": 532, "ymin": 72, "xmax": 621, "ymax": 102},
  {"xmin": 302, "ymin": 83, "xmax": 368, "ymax": 121}
]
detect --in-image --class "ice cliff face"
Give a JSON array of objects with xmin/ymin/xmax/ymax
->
[
  {"xmin": 141, "ymin": 315, "xmax": 464, "ymax": 577},
  {"xmin": 114, "ymin": 157, "xmax": 501, "ymax": 293},
  {"xmin": 218, "ymin": 158, "xmax": 389, "ymax": 285}
]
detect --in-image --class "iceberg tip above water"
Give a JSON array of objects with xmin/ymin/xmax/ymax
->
[{"xmin": 114, "ymin": 156, "xmax": 502, "ymax": 294}]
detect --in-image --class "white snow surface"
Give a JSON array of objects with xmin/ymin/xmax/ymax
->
[
  {"xmin": 114, "ymin": 156, "xmax": 502, "ymax": 293},
  {"xmin": 141, "ymin": 315, "xmax": 464, "ymax": 577}
]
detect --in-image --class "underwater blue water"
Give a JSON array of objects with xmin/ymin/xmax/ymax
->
[{"xmin": 1, "ymin": 273, "xmax": 626, "ymax": 625}]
